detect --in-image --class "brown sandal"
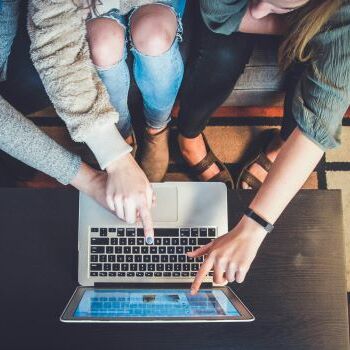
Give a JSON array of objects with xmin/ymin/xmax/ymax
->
[
  {"xmin": 237, "ymin": 128, "xmax": 280, "ymax": 190},
  {"xmin": 187, "ymin": 133, "xmax": 235, "ymax": 189}
]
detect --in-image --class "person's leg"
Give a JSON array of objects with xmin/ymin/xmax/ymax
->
[
  {"xmin": 87, "ymin": 14, "xmax": 133, "ymax": 143},
  {"xmin": 240, "ymin": 63, "xmax": 304, "ymax": 189},
  {"xmin": 177, "ymin": 9, "xmax": 255, "ymax": 180},
  {"xmin": 129, "ymin": 1, "xmax": 186, "ymax": 181}
]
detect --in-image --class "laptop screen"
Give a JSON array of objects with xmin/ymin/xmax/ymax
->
[{"xmin": 74, "ymin": 289, "xmax": 240, "ymax": 318}]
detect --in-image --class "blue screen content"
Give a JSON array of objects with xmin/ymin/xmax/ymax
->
[{"xmin": 74, "ymin": 289, "xmax": 240, "ymax": 318}]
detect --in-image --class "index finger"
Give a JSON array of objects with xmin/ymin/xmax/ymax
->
[
  {"xmin": 138, "ymin": 205, "xmax": 154, "ymax": 243},
  {"xmin": 190, "ymin": 257, "xmax": 214, "ymax": 295}
]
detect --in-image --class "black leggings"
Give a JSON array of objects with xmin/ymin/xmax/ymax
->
[{"xmin": 178, "ymin": 6, "xmax": 300, "ymax": 141}]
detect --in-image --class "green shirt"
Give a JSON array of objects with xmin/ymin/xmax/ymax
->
[{"xmin": 200, "ymin": 0, "xmax": 350, "ymax": 150}]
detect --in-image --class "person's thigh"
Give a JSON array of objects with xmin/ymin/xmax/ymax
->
[{"xmin": 178, "ymin": 11, "xmax": 255, "ymax": 138}]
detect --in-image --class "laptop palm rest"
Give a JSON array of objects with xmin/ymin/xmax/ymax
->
[{"xmin": 151, "ymin": 186, "xmax": 178, "ymax": 222}]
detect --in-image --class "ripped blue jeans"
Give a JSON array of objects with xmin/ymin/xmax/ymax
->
[{"xmin": 92, "ymin": 0, "xmax": 186, "ymax": 138}]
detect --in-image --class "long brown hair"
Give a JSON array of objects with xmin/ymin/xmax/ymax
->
[{"xmin": 279, "ymin": 0, "xmax": 342, "ymax": 70}]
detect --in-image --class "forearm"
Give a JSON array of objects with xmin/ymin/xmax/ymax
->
[{"xmin": 249, "ymin": 128, "xmax": 324, "ymax": 224}]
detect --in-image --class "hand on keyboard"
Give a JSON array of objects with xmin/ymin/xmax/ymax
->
[
  {"xmin": 105, "ymin": 154, "xmax": 154, "ymax": 242},
  {"xmin": 188, "ymin": 217, "xmax": 268, "ymax": 294}
]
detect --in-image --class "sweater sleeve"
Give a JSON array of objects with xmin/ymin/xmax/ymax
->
[
  {"xmin": 0, "ymin": 95, "xmax": 82, "ymax": 185},
  {"xmin": 27, "ymin": 0, "xmax": 131, "ymax": 169}
]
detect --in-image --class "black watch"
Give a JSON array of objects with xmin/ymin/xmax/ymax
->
[{"xmin": 244, "ymin": 208, "xmax": 274, "ymax": 233}]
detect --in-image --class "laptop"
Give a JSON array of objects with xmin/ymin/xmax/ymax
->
[{"xmin": 60, "ymin": 182, "xmax": 254, "ymax": 322}]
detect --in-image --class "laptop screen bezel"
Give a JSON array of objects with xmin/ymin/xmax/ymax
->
[{"xmin": 60, "ymin": 285, "xmax": 255, "ymax": 322}]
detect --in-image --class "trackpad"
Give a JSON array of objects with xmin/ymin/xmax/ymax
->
[{"xmin": 152, "ymin": 186, "xmax": 178, "ymax": 222}]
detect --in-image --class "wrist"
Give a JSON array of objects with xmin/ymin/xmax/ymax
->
[
  {"xmin": 70, "ymin": 162, "xmax": 98, "ymax": 194},
  {"xmin": 237, "ymin": 215, "xmax": 269, "ymax": 238},
  {"xmin": 106, "ymin": 153, "xmax": 132, "ymax": 174}
]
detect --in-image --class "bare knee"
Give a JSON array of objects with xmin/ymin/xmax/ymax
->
[
  {"xmin": 130, "ymin": 4, "xmax": 178, "ymax": 56},
  {"xmin": 87, "ymin": 18, "xmax": 125, "ymax": 68}
]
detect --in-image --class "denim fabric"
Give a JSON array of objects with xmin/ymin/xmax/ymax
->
[
  {"xmin": 0, "ymin": 0, "xmax": 20, "ymax": 81},
  {"xmin": 93, "ymin": 0, "xmax": 186, "ymax": 137}
]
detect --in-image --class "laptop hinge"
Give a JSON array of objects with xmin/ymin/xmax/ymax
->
[{"xmin": 94, "ymin": 282, "xmax": 212, "ymax": 289}]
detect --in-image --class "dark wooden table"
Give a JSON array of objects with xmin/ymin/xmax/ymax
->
[{"xmin": 0, "ymin": 189, "xmax": 348, "ymax": 350}]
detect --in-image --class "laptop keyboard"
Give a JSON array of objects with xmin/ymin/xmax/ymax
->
[{"xmin": 89, "ymin": 227, "xmax": 216, "ymax": 278}]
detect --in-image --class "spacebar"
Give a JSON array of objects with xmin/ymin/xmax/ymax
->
[{"xmin": 137, "ymin": 228, "xmax": 179, "ymax": 236}]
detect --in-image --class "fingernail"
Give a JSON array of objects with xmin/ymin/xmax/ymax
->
[
  {"xmin": 146, "ymin": 236, "xmax": 154, "ymax": 245},
  {"xmin": 190, "ymin": 289, "xmax": 196, "ymax": 295}
]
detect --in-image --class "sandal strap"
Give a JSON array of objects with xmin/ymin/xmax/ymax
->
[
  {"xmin": 189, "ymin": 150, "xmax": 217, "ymax": 177},
  {"xmin": 255, "ymin": 152, "xmax": 273, "ymax": 172},
  {"xmin": 239, "ymin": 169, "xmax": 262, "ymax": 190},
  {"xmin": 211, "ymin": 169, "xmax": 235, "ymax": 189}
]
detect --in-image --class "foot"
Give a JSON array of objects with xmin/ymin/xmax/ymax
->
[
  {"xmin": 241, "ymin": 133, "xmax": 284, "ymax": 189},
  {"xmin": 140, "ymin": 126, "xmax": 170, "ymax": 182},
  {"xmin": 178, "ymin": 133, "xmax": 221, "ymax": 181}
]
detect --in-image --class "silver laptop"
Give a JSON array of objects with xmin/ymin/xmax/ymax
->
[{"xmin": 61, "ymin": 182, "xmax": 254, "ymax": 322}]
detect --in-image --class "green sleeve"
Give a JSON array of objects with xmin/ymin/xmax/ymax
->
[
  {"xmin": 291, "ymin": 4, "xmax": 350, "ymax": 150},
  {"xmin": 200, "ymin": 0, "xmax": 248, "ymax": 35}
]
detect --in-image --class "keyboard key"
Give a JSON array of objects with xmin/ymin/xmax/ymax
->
[
  {"xmin": 156, "ymin": 264, "xmax": 164, "ymax": 271},
  {"xmin": 185, "ymin": 246, "xmax": 192, "ymax": 253},
  {"xmin": 159, "ymin": 247, "xmax": 166, "ymax": 254},
  {"xmin": 124, "ymin": 247, "xmax": 131, "ymax": 254},
  {"xmin": 108, "ymin": 255, "xmax": 116, "ymax": 262},
  {"xmin": 165, "ymin": 264, "xmax": 172, "ymax": 271},
  {"xmin": 91, "ymin": 228, "xmax": 99, "ymax": 233},
  {"xmin": 115, "ymin": 246, "xmax": 122, "ymax": 254},
  {"xmin": 100, "ymin": 228, "xmax": 107, "ymax": 236},
  {"xmin": 128, "ymin": 238, "xmax": 136, "ymax": 246},
  {"xmin": 132, "ymin": 247, "xmax": 140, "ymax": 254},
  {"xmin": 117, "ymin": 228, "xmax": 125, "ymax": 236},
  {"xmin": 91, "ymin": 238, "xmax": 109, "ymax": 245},
  {"xmin": 170, "ymin": 255, "xmax": 177, "ymax": 262},
  {"xmin": 145, "ymin": 272, "xmax": 153, "ymax": 277},
  {"xmin": 117, "ymin": 255, "xmax": 125, "ymax": 262},
  {"xmin": 118, "ymin": 272, "xmax": 126, "ymax": 277},
  {"xmin": 126, "ymin": 228, "xmax": 136, "ymax": 236},
  {"xmin": 136, "ymin": 272, "xmax": 144, "ymax": 277},
  {"xmin": 137, "ymin": 228, "xmax": 144, "ymax": 236},
  {"xmin": 176, "ymin": 246, "xmax": 184, "ymax": 254},
  {"xmin": 161, "ymin": 255, "xmax": 168, "ymax": 262},
  {"xmin": 109, "ymin": 272, "xmax": 116, "ymax": 277},
  {"xmin": 139, "ymin": 264, "xmax": 147, "ymax": 271},
  {"xmin": 104, "ymin": 263, "xmax": 111, "ymax": 271},
  {"xmin": 109, "ymin": 228, "xmax": 116, "ymax": 233},
  {"xmin": 189, "ymin": 238, "xmax": 196, "ymax": 245},
  {"xmin": 190, "ymin": 272, "xmax": 196, "ymax": 277},
  {"xmin": 111, "ymin": 238, "xmax": 118, "ymax": 245},
  {"xmin": 130, "ymin": 264, "xmax": 138, "ymax": 271},
  {"xmin": 106, "ymin": 246, "xmax": 113, "ymax": 254},
  {"xmin": 135, "ymin": 255, "xmax": 142, "ymax": 263},
  {"xmin": 183, "ymin": 264, "xmax": 190, "ymax": 271},
  {"xmin": 121, "ymin": 264, "xmax": 128, "ymax": 271},
  {"xmin": 200, "ymin": 228, "xmax": 207, "ymax": 237},
  {"xmin": 91, "ymin": 246, "xmax": 104, "ymax": 254},
  {"xmin": 163, "ymin": 238, "xmax": 171, "ymax": 245},
  {"xmin": 181, "ymin": 272, "xmax": 189, "ymax": 277},
  {"xmin": 154, "ymin": 272, "xmax": 162, "ymax": 277},
  {"xmin": 90, "ymin": 263, "xmax": 102, "ymax": 271},
  {"xmin": 152, "ymin": 255, "xmax": 160, "ymax": 262},
  {"xmin": 187, "ymin": 256, "xmax": 194, "ymax": 262},
  {"xmin": 196, "ymin": 256, "xmax": 204, "ymax": 263},
  {"xmin": 172, "ymin": 272, "xmax": 180, "ymax": 277},
  {"xmin": 148, "ymin": 264, "xmax": 155, "ymax": 271},
  {"xmin": 191, "ymin": 264, "xmax": 199, "ymax": 271},
  {"xmin": 120, "ymin": 238, "xmax": 127, "ymax": 245},
  {"xmin": 172, "ymin": 238, "xmax": 179, "ymax": 245},
  {"xmin": 167, "ymin": 247, "xmax": 175, "ymax": 254},
  {"xmin": 180, "ymin": 228, "xmax": 190, "ymax": 237},
  {"xmin": 198, "ymin": 238, "xmax": 212, "ymax": 245},
  {"xmin": 99, "ymin": 272, "xmax": 107, "ymax": 276},
  {"xmin": 191, "ymin": 228, "xmax": 199, "ymax": 237},
  {"xmin": 112, "ymin": 263, "xmax": 120, "ymax": 271},
  {"xmin": 143, "ymin": 255, "xmax": 151, "ymax": 263},
  {"xmin": 154, "ymin": 228, "xmax": 179, "ymax": 237},
  {"xmin": 154, "ymin": 238, "xmax": 162, "ymax": 245},
  {"xmin": 127, "ymin": 272, "xmax": 135, "ymax": 277},
  {"xmin": 99, "ymin": 255, "xmax": 107, "ymax": 262},
  {"xmin": 90, "ymin": 255, "xmax": 98, "ymax": 262},
  {"xmin": 90, "ymin": 272, "xmax": 98, "ymax": 277},
  {"xmin": 174, "ymin": 264, "xmax": 181, "ymax": 271},
  {"xmin": 208, "ymin": 228, "xmax": 216, "ymax": 237},
  {"xmin": 180, "ymin": 238, "xmax": 188, "ymax": 245},
  {"xmin": 150, "ymin": 246, "xmax": 157, "ymax": 254},
  {"xmin": 141, "ymin": 247, "xmax": 149, "ymax": 254},
  {"xmin": 178, "ymin": 255, "xmax": 186, "ymax": 262},
  {"xmin": 137, "ymin": 238, "xmax": 144, "ymax": 245},
  {"xmin": 163, "ymin": 272, "xmax": 171, "ymax": 277},
  {"xmin": 126, "ymin": 255, "xmax": 133, "ymax": 262}
]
